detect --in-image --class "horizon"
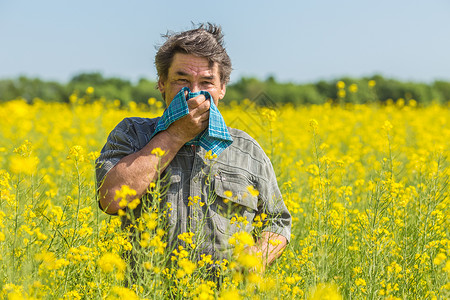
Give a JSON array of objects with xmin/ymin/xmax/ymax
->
[{"xmin": 2, "ymin": 72, "xmax": 449, "ymax": 86}]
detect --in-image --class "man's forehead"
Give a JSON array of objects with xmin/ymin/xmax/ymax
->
[{"xmin": 169, "ymin": 53, "xmax": 218, "ymax": 76}]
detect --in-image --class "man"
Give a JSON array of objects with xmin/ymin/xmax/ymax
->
[{"xmin": 95, "ymin": 23, "xmax": 291, "ymax": 272}]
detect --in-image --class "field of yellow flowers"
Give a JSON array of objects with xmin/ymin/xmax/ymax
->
[{"xmin": 0, "ymin": 94, "xmax": 449, "ymax": 299}]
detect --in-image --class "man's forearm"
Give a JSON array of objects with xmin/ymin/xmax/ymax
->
[{"xmin": 98, "ymin": 130, "xmax": 184, "ymax": 214}]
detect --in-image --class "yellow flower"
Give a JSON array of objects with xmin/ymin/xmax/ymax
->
[
  {"xmin": 349, "ymin": 83, "xmax": 358, "ymax": 93},
  {"xmin": 127, "ymin": 198, "xmax": 140, "ymax": 210},
  {"xmin": 151, "ymin": 147, "xmax": 166, "ymax": 157},
  {"xmin": 107, "ymin": 286, "xmax": 139, "ymax": 300},
  {"xmin": 35, "ymin": 251, "xmax": 56, "ymax": 269},
  {"xmin": 219, "ymin": 289, "xmax": 241, "ymax": 300},
  {"xmin": 149, "ymin": 234, "xmax": 167, "ymax": 254},
  {"xmin": 85, "ymin": 86, "xmax": 94, "ymax": 94},
  {"xmin": 433, "ymin": 253, "xmax": 446, "ymax": 265},
  {"xmin": 308, "ymin": 283, "xmax": 342, "ymax": 300},
  {"xmin": 368, "ymin": 80, "xmax": 376, "ymax": 88},
  {"xmin": 10, "ymin": 156, "xmax": 38, "ymax": 175},
  {"xmin": 64, "ymin": 290, "xmax": 82, "ymax": 300},
  {"xmin": 252, "ymin": 215, "xmax": 263, "ymax": 228},
  {"xmin": 336, "ymin": 81, "xmax": 345, "ymax": 89},
  {"xmin": 355, "ymin": 278, "xmax": 366, "ymax": 286},
  {"xmin": 97, "ymin": 253, "xmax": 126, "ymax": 280},
  {"xmin": 191, "ymin": 282, "xmax": 216, "ymax": 300},
  {"xmin": 230, "ymin": 214, "xmax": 249, "ymax": 228},
  {"xmin": 88, "ymin": 151, "xmax": 100, "ymax": 161},
  {"xmin": 382, "ymin": 120, "xmax": 393, "ymax": 132},
  {"xmin": 247, "ymin": 185, "xmax": 259, "ymax": 197},
  {"xmin": 268, "ymin": 239, "xmax": 282, "ymax": 246},
  {"xmin": 143, "ymin": 261, "xmax": 152, "ymax": 270},
  {"xmin": 309, "ymin": 119, "xmax": 319, "ymax": 130},
  {"xmin": 178, "ymin": 258, "xmax": 196, "ymax": 276},
  {"xmin": 259, "ymin": 276, "xmax": 277, "ymax": 292},
  {"xmin": 13, "ymin": 140, "xmax": 33, "ymax": 156},
  {"xmin": 224, "ymin": 190, "xmax": 233, "ymax": 198},
  {"xmin": 237, "ymin": 253, "xmax": 260, "ymax": 269},
  {"xmin": 114, "ymin": 185, "xmax": 137, "ymax": 201},
  {"xmin": 261, "ymin": 107, "xmax": 277, "ymax": 122},
  {"xmin": 35, "ymin": 251, "xmax": 69, "ymax": 271},
  {"xmin": 337, "ymin": 89, "xmax": 346, "ymax": 98},
  {"xmin": 408, "ymin": 99, "xmax": 417, "ymax": 107},
  {"xmin": 67, "ymin": 145, "xmax": 85, "ymax": 161},
  {"xmin": 443, "ymin": 261, "xmax": 450, "ymax": 273},
  {"xmin": 178, "ymin": 232, "xmax": 195, "ymax": 245},
  {"xmin": 141, "ymin": 212, "xmax": 158, "ymax": 230},
  {"xmin": 229, "ymin": 231, "xmax": 255, "ymax": 255},
  {"xmin": 69, "ymin": 93, "xmax": 78, "ymax": 103},
  {"xmin": 204, "ymin": 150, "xmax": 217, "ymax": 160},
  {"xmin": 188, "ymin": 195, "xmax": 201, "ymax": 206}
]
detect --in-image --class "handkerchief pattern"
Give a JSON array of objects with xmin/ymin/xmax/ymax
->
[{"xmin": 151, "ymin": 87, "xmax": 233, "ymax": 156}]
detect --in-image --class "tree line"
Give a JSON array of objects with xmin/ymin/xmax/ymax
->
[{"xmin": 1, "ymin": 72, "xmax": 449, "ymax": 106}]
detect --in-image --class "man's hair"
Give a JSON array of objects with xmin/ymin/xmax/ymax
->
[{"xmin": 155, "ymin": 23, "xmax": 232, "ymax": 85}]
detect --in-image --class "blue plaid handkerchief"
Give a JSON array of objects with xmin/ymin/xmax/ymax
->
[{"xmin": 151, "ymin": 87, "xmax": 233, "ymax": 156}]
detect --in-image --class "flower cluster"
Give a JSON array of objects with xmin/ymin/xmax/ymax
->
[{"xmin": 0, "ymin": 97, "xmax": 448, "ymax": 299}]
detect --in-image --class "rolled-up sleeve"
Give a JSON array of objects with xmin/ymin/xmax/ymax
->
[
  {"xmin": 95, "ymin": 118, "xmax": 139, "ymax": 190},
  {"xmin": 257, "ymin": 156, "xmax": 292, "ymax": 243}
]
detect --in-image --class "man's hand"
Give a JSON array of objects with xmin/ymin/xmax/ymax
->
[
  {"xmin": 166, "ymin": 93, "xmax": 211, "ymax": 145},
  {"xmin": 246, "ymin": 232, "xmax": 287, "ymax": 273}
]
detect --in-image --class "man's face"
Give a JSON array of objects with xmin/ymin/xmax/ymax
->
[{"xmin": 158, "ymin": 53, "xmax": 226, "ymax": 106}]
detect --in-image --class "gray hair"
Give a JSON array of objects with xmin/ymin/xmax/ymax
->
[{"xmin": 155, "ymin": 23, "xmax": 232, "ymax": 85}]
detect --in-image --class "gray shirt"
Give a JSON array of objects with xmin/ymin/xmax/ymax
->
[{"xmin": 96, "ymin": 117, "xmax": 291, "ymax": 260}]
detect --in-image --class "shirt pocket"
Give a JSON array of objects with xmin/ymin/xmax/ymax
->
[{"xmin": 210, "ymin": 170, "xmax": 258, "ymax": 237}]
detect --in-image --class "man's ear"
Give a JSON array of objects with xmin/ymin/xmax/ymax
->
[
  {"xmin": 158, "ymin": 79, "xmax": 166, "ymax": 101},
  {"xmin": 219, "ymin": 84, "xmax": 226, "ymax": 100},
  {"xmin": 158, "ymin": 79, "xmax": 165, "ymax": 94}
]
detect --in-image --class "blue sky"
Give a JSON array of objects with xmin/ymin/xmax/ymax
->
[{"xmin": 1, "ymin": 0, "xmax": 449, "ymax": 84}]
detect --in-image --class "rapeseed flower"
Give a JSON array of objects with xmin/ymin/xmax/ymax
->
[
  {"xmin": 246, "ymin": 185, "xmax": 259, "ymax": 197},
  {"xmin": 204, "ymin": 150, "xmax": 217, "ymax": 160},
  {"xmin": 97, "ymin": 253, "xmax": 126, "ymax": 280},
  {"xmin": 151, "ymin": 147, "xmax": 165, "ymax": 157},
  {"xmin": 9, "ymin": 156, "xmax": 38, "ymax": 175},
  {"xmin": 433, "ymin": 253, "xmax": 447, "ymax": 265},
  {"xmin": 349, "ymin": 83, "xmax": 358, "ymax": 93},
  {"xmin": 85, "ymin": 86, "xmax": 94, "ymax": 94},
  {"xmin": 1, "ymin": 96, "xmax": 449, "ymax": 299},
  {"xmin": 223, "ymin": 190, "xmax": 233, "ymax": 198},
  {"xmin": 336, "ymin": 81, "xmax": 345, "ymax": 89},
  {"xmin": 219, "ymin": 289, "xmax": 241, "ymax": 300},
  {"xmin": 178, "ymin": 232, "xmax": 195, "ymax": 245},
  {"xmin": 308, "ymin": 283, "xmax": 342, "ymax": 300},
  {"xmin": 177, "ymin": 258, "xmax": 196, "ymax": 277},
  {"xmin": 107, "ymin": 286, "xmax": 139, "ymax": 300}
]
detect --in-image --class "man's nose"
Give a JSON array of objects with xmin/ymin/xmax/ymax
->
[{"xmin": 189, "ymin": 83, "xmax": 200, "ymax": 93}]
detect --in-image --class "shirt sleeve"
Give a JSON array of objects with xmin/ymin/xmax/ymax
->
[
  {"xmin": 257, "ymin": 156, "xmax": 292, "ymax": 243},
  {"xmin": 95, "ymin": 118, "xmax": 139, "ymax": 190}
]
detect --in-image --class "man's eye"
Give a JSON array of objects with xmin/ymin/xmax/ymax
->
[
  {"xmin": 202, "ymin": 81, "xmax": 213, "ymax": 85},
  {"xmin": 177, "ymin": 79, "xmax": 189, "ymax": 83}
]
